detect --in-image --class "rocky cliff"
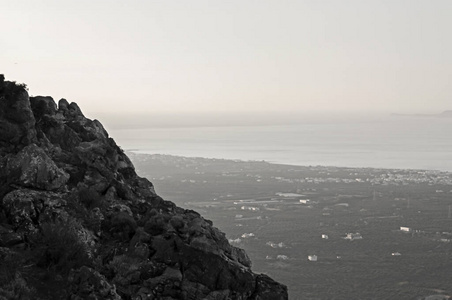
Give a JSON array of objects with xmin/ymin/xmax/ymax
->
[{"xmin": 0, "ymin": 75, "xmax": 288, "ymax": 300}]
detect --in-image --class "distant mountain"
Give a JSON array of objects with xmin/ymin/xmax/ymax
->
[
  {"xmin": 391, "ymin": 110, "xmax": 452, "ymax": 118},
  {"xmin": 438, "ymin": 110, "xmax": 452, "ymax": 118},
  {"xmin": 0, "ymin": 74, "xmax": 287, "ymax": 300}
]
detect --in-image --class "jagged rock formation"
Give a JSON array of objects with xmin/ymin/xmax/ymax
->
[{"xmin": 0, "ymin": 75, "xmax": 288, "ymax": 300}]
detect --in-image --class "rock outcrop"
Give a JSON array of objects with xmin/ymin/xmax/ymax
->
[{"xmin": 0, "ymin": 75, "xmax": 288, "ymax": 300}]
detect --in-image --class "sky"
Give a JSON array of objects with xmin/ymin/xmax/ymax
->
[{"xmin": 2, "ymin": 0, "xmax": 451, "ymax": 120}]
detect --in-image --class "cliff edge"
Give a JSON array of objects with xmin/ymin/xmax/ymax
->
[{"xmin": 0, "ymin": 75, "xmax": 288, "ymax": 300}]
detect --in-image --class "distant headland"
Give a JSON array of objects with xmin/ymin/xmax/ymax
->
[{"xmin": 392, "ymin": 110, "xmax": 452, "ymax": 118}]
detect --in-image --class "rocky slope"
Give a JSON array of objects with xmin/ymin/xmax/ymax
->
[{"xmin": 0, "ymin": 75, "xmax": 287, "ymax": 300}]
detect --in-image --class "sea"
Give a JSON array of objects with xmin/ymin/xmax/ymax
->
[{"xmin": 108, "ymin": 114, "xmax": 452, "ymax": 172}]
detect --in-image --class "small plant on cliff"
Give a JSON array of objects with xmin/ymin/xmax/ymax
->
[
  {"xmin": 2, "ymin": 81, "xmax": 28, "ymax": 95},
  {"xmin": 15, "ymin": 82, "xmax": 28, "ymax": 91},
  {"xmin": 33, "ymin": 217, "xmax": 94, "ymax": 274},
  {"xmin": 78, "ymin": 187, "xmax": 104, "ymax": 209},
  {"xmin": 65, "ymin": 189, "xmax": 105, "ymax": 237},
  {"xmin": 144, "ymin": 209, "xmax": 169, "ymax": 236},
  {"xmin": 0, "ymin": 251, "xmax": 36, "ymax": 300},
  {"xmin": 0, "ymin": 272, "xmax": 36, "ymax": 300},
  {"xmin": 109, "ymin": 211, "xmax": 137, "ymax": 242}
]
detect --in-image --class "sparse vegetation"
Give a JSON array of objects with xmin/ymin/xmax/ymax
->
[
  {"xmin": 0, "ymin": 272, "xmax": 36, "ymax": 300},
  {"xmin": 78, "ymin": 186, "xmax": 103, "ymax": 209},
  {"xmin": 144, "ymin": 212, "xmax": 169, "ymax": 236},
  {"xmin": 108, "ymin": 211, "xmax": 137, "ymax": 241},
  {"xmin": 32, "ymin": 217, "xmax": 94, "ymax": 274},
  {"xmin": 1, "ymin": 80, "xmax": 28, "ymax": 95},
  {"xmin": 0, "ymin": 250, "xmax": 36, "ymax": 300}
]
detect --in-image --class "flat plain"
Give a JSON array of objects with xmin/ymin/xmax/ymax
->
[{"xmin": 128, "ymin": 152, "xmax": 452, "ymax": 300}]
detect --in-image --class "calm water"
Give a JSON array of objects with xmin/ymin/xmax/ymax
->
[{"xmin": 109, "ymin": 116, "xmax": 452, "ymax": 172}]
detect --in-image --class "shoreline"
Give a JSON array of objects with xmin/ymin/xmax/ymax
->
[
  {"xmin": 126, "ymin": 150, "xmax": 452, "ymax": 174},
  {"xmin": 110, "ymin": 117, "xmax": 452, "ymax": 173}
]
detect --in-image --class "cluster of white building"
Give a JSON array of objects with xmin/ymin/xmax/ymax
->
[
  {"xmin": 369, "ymin": 171, "xmax": 452, "ymax": 186},
  {"xmin": 270, "ymin": 169, "xmax": 452, "ymax": 187},
  {"xmin": 266, "ymin": 241, "xmax": 285, "ymax": 248},
  {"xmin": 344, "ymin": 232, "xmax": 363, "ymax": 240}
]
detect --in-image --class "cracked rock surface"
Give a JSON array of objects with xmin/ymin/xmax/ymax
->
[{"xmin": 0, "ymin": 75, "xmax": 288, "ymax": 300}]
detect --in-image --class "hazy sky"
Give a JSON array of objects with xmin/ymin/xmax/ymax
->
[{"xmin": 2, "ymin": 0, "xmax": 451, "ymax": 117}]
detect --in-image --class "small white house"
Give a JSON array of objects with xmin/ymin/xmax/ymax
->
[
  {"xmin": 308, "ymin": 255, "xmax": 317, "ymax": 262},
  {"xmin": 276, "ymin": 192, "xmax": 304, "ymax": 197},
  {"xmin": 391, "ymin": 252, "xmax": 401, "ymax": 256},
  {"xmin": 277, "ymin": 255, "xmax": 289, "ymax": 260},
  {"xmin": 345, "ymin": 233, "xmax": 362, "ymax": 240},
  {"xmin": 241, "ymin": 233, "xmax": 255, "ymax": 238},
  {"xmin": 400, "ymin": 227, "xmax": 411, "ymax": 232},
  {"xmin": 322, "ymin": 234, "xmax": 329, "ymax": 239}
]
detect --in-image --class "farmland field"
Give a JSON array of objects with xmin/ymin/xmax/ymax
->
[{"xmin": 129, "ymin": 152, "xmax": 452, "ymax": 299}]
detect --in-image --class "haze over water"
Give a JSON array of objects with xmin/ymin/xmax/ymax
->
[{"xmin": 108, "ymin": 113, "xmax": 452, "ymax": 172}]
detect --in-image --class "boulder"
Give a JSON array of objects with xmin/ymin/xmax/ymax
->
[
  {"xmin": 6, "ymin": 144, "xmax": 69, "ymax": 190},
  {"xmin": 2, "ymin": 189, "xmax": 40, "ymax": 232},
  {"xmin": 30, "ymin": 96, "xmax": 58, "ymax": 118},
  {"xmin": 2, "ymin": 189, "xmax": 68, "ymax": 233},
  {"xmin": 0, "ymin": 225, "xmax": 23, "ymax": 247}
]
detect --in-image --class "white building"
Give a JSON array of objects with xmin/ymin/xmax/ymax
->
[
  {"xmin": 241, "ymin": 233, "xmax": 255, "ymax": 238},
  {"xmin": 400, "ymin": 227, "xmax": 411, "ymax": 232},
  {"xmin": 277, "ymin": 255, "xmax": 289, "ymax": 260},
  {"xmin": 322, "ymin": 234, "xmax": 329, "ymax": 239},
  {"xmin": 276, "ymin": 192, "xmax": 304, "ymax": 197},
  {"xmin": 308, "ymin": 255, "xmax": 317, "ymax": 261},
  {"xmin": 345, "ymin": 233, "xmax": 362, "ymax": 240}
]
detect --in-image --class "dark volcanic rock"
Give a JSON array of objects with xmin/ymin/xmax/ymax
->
[
  {"xmin": 6, "ymin": 144, "xmax": 69, "ymax": 190},
  {"xmin": 0, "ymin": 78, "xmax": 37, "ymax": 151},
  {"xmin": 68, "ymin": 266, "xmax": 122, "ymax": 299},
  {"xmin": 0, "ymin": 75, "xmax": 288, "ymax": 300}
]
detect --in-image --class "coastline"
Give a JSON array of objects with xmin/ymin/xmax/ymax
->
[
  {"xmin": 127, "ymin": 151, "xmax": 452, "ymax": 174},
  {"xmin": 110, "ymin": 117, "xmax": 452, "ymax": 173}
]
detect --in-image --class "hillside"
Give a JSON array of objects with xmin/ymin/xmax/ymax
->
[{"xmin": 0, "ymin": 75, "xmax": 287, "ymax": 300}]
